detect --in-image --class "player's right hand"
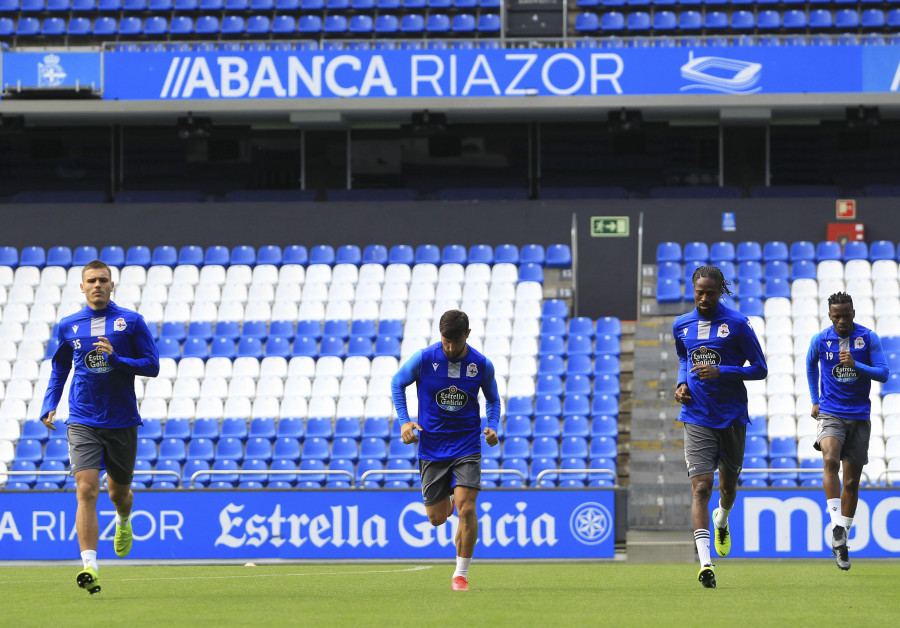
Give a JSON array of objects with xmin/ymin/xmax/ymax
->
[
  {"xmin": 674, "ymin": 383, "xmax": 691, "ymax": 405},
  {"xmin": 41, "ymin": 410, "xmax": 57, "ymax": 430},
  {"xmin": 811, "ymin": 403, "xmax": 819, "ymax": 419},
  {"xmin": 400, "ymin": 421, "xmax": 422, "ymax": 444}
]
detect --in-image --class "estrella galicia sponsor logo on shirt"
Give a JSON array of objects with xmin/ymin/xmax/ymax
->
[
  {"xmin": 436, "ymin": 385, "xmax": 469, "ymax": 412},
  {"xmin": 85, "ymin": 349, "xmax": 113, "ymax": 374},
  {"xmin": 832, "ymin": 363, "xmax": 859, "ymax": 383},
  {"xmin": 690, "ymin": 346, "xmax": 721, "ymax": 366}
]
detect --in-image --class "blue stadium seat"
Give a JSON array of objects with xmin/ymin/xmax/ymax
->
[
  {"xmin": 730, "ymin": 10, "xmax": 753, "ymax": 29},
  {"xmin": 272, "ymin": 15, "xmax": 297, "ymax": 35},
  {"xmin": 187, "ymin": 437, "xmax": 216, "ymax": 463},
  {"xmin": 682, "ymin": 242, "xmax": 709, "ymax": 265},
  {"xmin": 215, "ymin": 437, "xmax": 244, "ymax": 462},
  {"xmin": 478, "ymin": 11, "xmax": 501, "ymax": 33},
  {"xmin": 400, "ymin": 13, "xmax": 425, "ymax": 32},
  {"xmin": 808, "ymin": 8, "xmax": 833, "ymax": 29},
  {"xmin": 593, "ymin": 354, "xmax": 620, "ymax": 377},
  {"xmin": 204, "ymin": 245, "xmax": 229, "ymax": 267},
  {"xmin": 374, "ymin": 13, "xmax": 399, "ymax": 32},
  {"xmin": 762, "ymin": 241, "xmax": 789, "ymax": 263},
  {"xmin": 116, "ymin": 16, "xmax": 142, "ymax": 35},
  {"xmin": 519, "ymin": 244, "xmax": 544, "ymax": 266},
  {"xmin": 305, "ymin": 416, "xmax": 334, "ymax": 440},
  {"xmin": 451, "ymin": 12, "xmax": 475, "ymax": 31},
  {"xmin": 144, "ymin": 15, "xmax": 167, "ymax": 35},
  {"xmin": 708, "ymin": 241, "xmax": 735, "ymax": 262},
  {"xmin": 209, "ymin": 338, "xmax": 236, "ymax": 360},
  {"xmin": 816, "ymin": 240, "xmax": 842, "ymax": 262},
  {"xmin": 265, "ymin": 337, "xmax": 291, "ymax": 359},
  {"xmin": 69, "ymin": 246, "xmax": 96, "ymax": 268},
  {"xmin": 574, "ymin": 11, "xmax": 599, "ymax": 31},
  {"xmin": 176, "ymin": 245, "xmax": 202, "ymax": 266},
  {"xmin": 868, "ymin": 240, "xmax": 894, "ymax": 262},
  {"xmin": 704, "ymin": 11, "xmax": 727, "ymax": 29},
  {"xmin": 45, "ymin": 0, "xmax": 69, "ymax": 9},
  {"xmin": 19, "ymin": 246, "xmax": 45, "ymax": 269},
  {"xmin": 656, "ymin": 278, "xmax": 681, "ymax": 304},
  {"xmin": 678, "ymin": 10, "xmax": 701, "ymax": 29},
  {"xmin": 276, "ymin": 419, "xmax": 304, "ymax": 440},
  {"xmin": 533, "ymin": 398, "xmax": 560, "ymax": 422},
  {"xmin": 764, "ymin": 277, "xmax": 790, "ymax": 299},
  {"xmin": 657, "ymin": 262, "xmax": 680, "ymax": 281},
  {"xmin": 656, "ymin": 242, "xmax": 681, "ymax": 264},
  {"xmin": 414, "ymin": 244, "xmax": 440, "ymax": 265},
  {"xmin": 214, "ymin": 321, "xmax": 240, "ymax": 342},
  {"xmin": 220, "ymin": 418, "xmax": 248, "ymax": 440},
  {"xmin": 307, "ymin": 245, "xmax": 334, "ymax": 266},
  {"xmin": 752, "ymin": 9, "xmax": 781, "ymax": 29},
  {"xmin": 789, "ymin": 240, "xmax": 815, "ymax": 263},
  {"xmin": 784, "ymin": 9, "xmax": 808, "ymax": 29},
  {"xmin": 158, "ymin": 438, "xmax": 187, "ymax": 464},
  {"xmin": 843, "ymin": 240, "xmax": 868, "ymax": 261},
  {"xmin": 246, "ymin": 16, "xmax": 271, "ymax": 34},
  {"xmin": 532, "ymin": 415, "xmax": 560, "ymax": 439},
  {"xmin": 861, "ymin": 8, "xmax": 885, "ymax": 28},
  {"xmin": 764, "ymin": 260, "xmax": 789, "ymax": 279},
  {"xmin": 440, "ymin": 244, "xmax": 466, "ymax": 265},
  {"xmin": 334, "ymin": 417, "xmax": 361, "ymax": 441},
  {"xmin": 323, "ymin": 14, "xmax": 347, "ymax": 32},
  {"xmin": 426, "ymin": 12, "xmax": 450, "ymax": 32},
  {"xmin": 736, "ymin": 241, "xmax": 762, "ymax": 264},
  {"xmin": 546, "ymin": 244, "xmax": 571, "ymax": 268},
  {"xmin": 245, "ymin": 439, "xmax": 273, "ymax": 464},
  {"xmin": 601, "ymin": 11, "xmax": 624, "ymax": 30},
  {"xmin": 99, "ymin": 245, "xmax": 125, "ymax": 268},
  {"xmin": 790, "ymin": 260, "xmax": 816, "ymax": 281},
  {"xmin": 519, "ymin": 263, "xmax": 544, "ymax": 284},
  {"xmin": 282, "ymin": 245, "xmax": 308, "ymax": 266},
  {"xmin": 41, "ymin": 16, "xmax": 65, "ymax": 35},
  {"xmin": 536, "ymin": 375, "xmax": 563, "ymax": 397},
  {"xmin": 542, "ymin": 299, "xmax": 568, "ymax": 319},
  {"xmin": 834, "ymin": 8, "xmax": 859, "ymax": 28},
  {"xmin": 653, "ymin": 10, "xmax": 676, "ymax": 30},
  {"xmin": 156, "ymin": 337, "xmax": 181, "ymax": 360}
]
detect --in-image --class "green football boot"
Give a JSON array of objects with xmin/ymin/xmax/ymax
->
[
  {"xmin": 114, "ymin": 520, "xmax": 133, "ymax": 558},
  {"xmin": 698, "ymin": 564, "xmax": 716, "ymax": 589},
  {"xmin": 76, "ymin": 567, "xmax": 101, "ymax": 595},
  {"xmin": 712, "ymin": 508, "xmax": 731, "ymax": 558}
]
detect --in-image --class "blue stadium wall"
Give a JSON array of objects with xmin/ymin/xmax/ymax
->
[{"xmin": 2, "ymin": 196, "xmax": 895, "ymax": 319}]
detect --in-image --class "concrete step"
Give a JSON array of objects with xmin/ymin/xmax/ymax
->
[{"xmin": 626, "ymin": 531, "xmax": 695, "ymax": 562}]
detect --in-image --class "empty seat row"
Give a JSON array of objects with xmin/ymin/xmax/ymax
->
[
  {"xmin": 657, "ymin": 240, "xmax": 894, "ymax": 265},
  {"xmin": 575, "ymin": 8, "xmax": 898, "ymax": 32},
  {"xmin": 1, "ymin": 0, "xmax": 501, "ymax": 10},
  {"xmin": 0, "ymin": 12, "xmax": 500, "ymax": 35},
  {"xmin": 0, "ymin": 243, "xmax": 570, "ymax": 269}
]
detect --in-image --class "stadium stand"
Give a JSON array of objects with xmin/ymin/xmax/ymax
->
[{"xmin": 0, "ymin": 242, "xmax": 618, "ymax": 490}]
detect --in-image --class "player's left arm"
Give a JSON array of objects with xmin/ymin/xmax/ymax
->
[
  {"xmin": 852, "ymin": 331, "xmax": 889, "ymax": 383},
  {"xmin": 480, "ymin": 359, "xmax": 501, "ymax": 447},
  {"xmin": 104, "ymin": 315, "xmax": 161, "ymax": 377},
  {"xmin": 716, "ymin": 319, "xmax": 768, "ymax": 381}
]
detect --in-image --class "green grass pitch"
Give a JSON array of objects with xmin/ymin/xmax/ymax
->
[{"xmin": 3, "ymin": 561, "xmax": 898, "ymax": 627}]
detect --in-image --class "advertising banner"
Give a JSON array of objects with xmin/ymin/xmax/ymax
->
[
  {"xmin": 97, "ymin": 46, "xmax": 900, "ymax": 100},
  {"xmin": 2, "ymin": 51, "xmax": 102, "ymax": 92},
  {"xmin": 0, "ymin": 489, "xmax": 615, "ymax": 560},
  {"xmin": 714, "ymin": 489, "xmax": 900, "ymax": 558}
]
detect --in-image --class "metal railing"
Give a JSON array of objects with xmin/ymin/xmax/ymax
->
[{"xmin": 189, "ymin": 469, "xmax": 354, "ymax": 489}]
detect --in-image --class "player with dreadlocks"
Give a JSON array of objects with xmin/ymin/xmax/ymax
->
[
  {"xmin": 673, "ymin": 265, "xmax": 767, "ymax": 588},
  {"xmin": 807, "ymin": 291, "xmax": 888, "ymax": 571}
]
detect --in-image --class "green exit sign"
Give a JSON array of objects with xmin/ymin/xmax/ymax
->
[{"xmin": 591, "ymin": 216, "xmax": 629, "ymax": 237}]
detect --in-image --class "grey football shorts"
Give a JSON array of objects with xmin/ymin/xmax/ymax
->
[
  {"xmin": 814, "ymin": 413, "xmax": 871, "ymax": 466},
  {"xmin": 683, "ymin": 422, "xmax": 747, "ymax": 479},
  {"xmin": 419, "ymin": 453, "xmax": 481, "ymax": 506},
  {"xmin": 67, "ymin": 423, "xmax": 139, "ymax": 485}
]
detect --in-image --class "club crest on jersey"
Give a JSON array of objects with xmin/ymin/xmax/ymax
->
[
  {"xmin": 436, "ymin": 385, "xmax": 469, "ymax": 412},
  {"xmin": 114, "ymin": 317, "xmax": 127, "ymax": 332},
  {"xmin": 85, "ymin": 349, "xmax": 113, "ymax": 374},
  {"xmin": 467, "ymin": 363, "xmax": 478, "ymax": 378},
  {"xmin": 854, "ymin": 337, "xmax": 865, "ymax": 349},
  {"xmin": 717, "ymin": 324, "xmax": 730, "ymax": 338},
  {"xmin": 690, "ymin": 346, "xmax": 722, "ymax": 366}
]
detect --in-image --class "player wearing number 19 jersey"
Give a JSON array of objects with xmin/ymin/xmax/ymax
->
[
  {"xmin": 673, "ymin": 266, "xmax": 767, "ymax": 589},
  {"xmin": 807, "ymin": 291, "xmax": 888, "ymax": 570}
]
